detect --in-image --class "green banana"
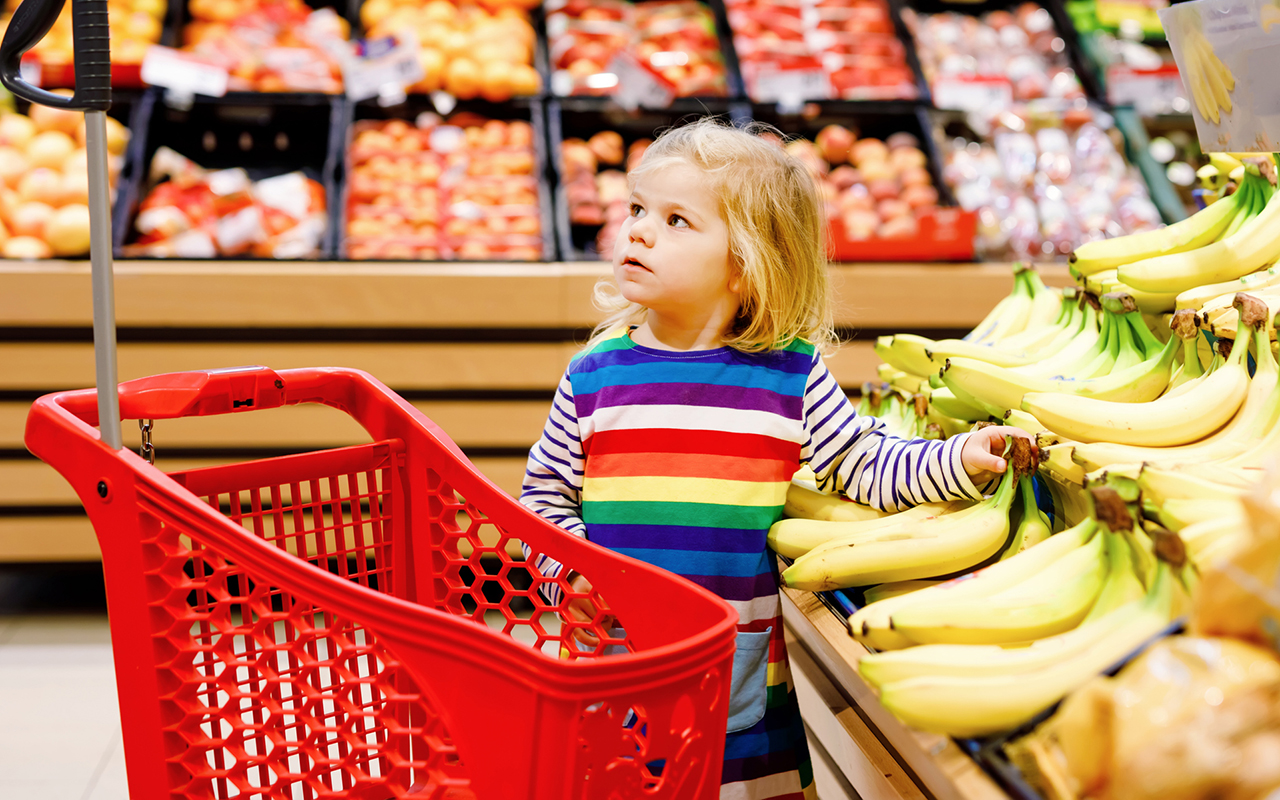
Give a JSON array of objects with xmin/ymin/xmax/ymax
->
[
  {"xmin": 964, "ymin": 265, "xmax": 1035, "ymax": 344},
  {"xmin": 1069, "ymin": 182, "xmax": 1245, "ymax": 276}
]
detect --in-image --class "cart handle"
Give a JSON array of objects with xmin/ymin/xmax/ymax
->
[{"xmin": 0, "ymin": 0, "xmax": 111, "ymax": 110}]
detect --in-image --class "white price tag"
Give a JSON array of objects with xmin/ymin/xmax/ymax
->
[
  {"xmin": 932, "ymin": 76, "xmax": 1014, "ymax": 113},
  {"xmin": 607, "ymin": 52, "xmax": 675, "ymax": 111},
  {"xmin": 343, "ymin": 34, "xmax": 424, "ymax": 102},
  {"xmin": 141, "ymin": 45, "xmax": 229, "ymax": 98},
  {"xmin": 1107, "ymin": 65, "xmax": 1188, "ymax": 116},
  {"xmin": 751, "ymin": 67, "xmax": 831, "ymax": 105}
]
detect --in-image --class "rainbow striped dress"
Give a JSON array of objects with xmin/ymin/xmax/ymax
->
[{"xmin": 521, "ymin": 328, "xmax": 984, "ymax": 799}]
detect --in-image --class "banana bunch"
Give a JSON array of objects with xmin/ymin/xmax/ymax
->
[
  {"xmin": 1069, "ymin": 165, "xmax": 1279, "ymax": 298},
  {"xmin": 856, "ymin": 488, "xmax": 1192, "ymax": 738},
  {"xmin": 875, "ymin": 266, "xmax": 1069, "ymax": 379},
  {"xmin": 1069, "ymin": 301, "xmax": 1278, "ymax": 472},
  {"xmin": 1181, "ymin": 24, "xmax": 1235, "ymax": 125},
  {"xmin": 1023, "ymin": 294, "xmax": 1267, "ymax": 448},
  {"xmin": 940, "ymin": 292, "xmax": 1178, "ymax": 419},
  {"xmin": 776, "ymin": 438, "xmax": 1037, "ymax": 590},
  {"xmin": 1070, "ymin": 169, "xmax": 1250, "ymax": 276},
  {"xmin": 1118, "ymin": 166, "xmax": 1280, "ymax": 296}
]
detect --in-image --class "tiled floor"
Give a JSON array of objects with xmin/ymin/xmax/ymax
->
[{"xmin": 0, "ymin": 565, "xmax": 127, "ymax": 800}]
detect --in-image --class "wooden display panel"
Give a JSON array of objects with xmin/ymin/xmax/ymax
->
[{"xmin": 0, "ymin": 259, "xmax": 1066, "ymax": 564}]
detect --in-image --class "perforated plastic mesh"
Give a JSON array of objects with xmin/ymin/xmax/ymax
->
[
  {"xmin": 141, "ymin": 440, "xmax": 638, "ymax": 798},
  {"xmin": 145, "ymin": 443, "xmax": 471, "ymax": 799}
]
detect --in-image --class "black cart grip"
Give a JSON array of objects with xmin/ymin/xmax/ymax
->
[{"xmin": 0, "ymin": 0, "xmax": 111, "ymax": 110}]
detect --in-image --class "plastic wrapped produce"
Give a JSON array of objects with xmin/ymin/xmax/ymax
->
[
  {"xmin": 547, "ymin": 0, "xmax": 730, "ymax": 98},
  {"xmin": 125, "ymin": 148, "xmax": 328, "ymax": 259},
  {"xmin": 1007, "ymin": 635, "xmax": 1280, "ymax": 800},
  {"xmin": 940, "ymin": 107, "xmax": 1161, "ymax": 261},
  {"xmin": 904, "ymin": 2, "xmax": 1083, "ymax": 108}
]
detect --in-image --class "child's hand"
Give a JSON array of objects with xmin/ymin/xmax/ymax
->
[
  {"xmin": 565, "ymin": 572, "xmax": 615, "ymax": 648},
  {"xmin": 961, "ymin": 426, "xmax": 1037, "ymax": 486}
]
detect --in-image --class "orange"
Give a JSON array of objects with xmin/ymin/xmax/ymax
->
[
  {"xmin": 444, "ymin": 58, "xmax": 480, "ymax": 99},
  {"xmin": 509, "ymin": 64, "xmax": 541, "ymax": 96},
  {"xmin": 441, "ymin": 30, "xmax": 470, "ymax": 60},
  {"xmin": 479, "ymin": 60, "xmax": 512, "ymax": 102},
  {"xmin": 416, "ymin": 47, "xmax": 445, "ymax": 93},
  {"xmin": 125, "ymin": 11, "xmax": 162, "ymax": 41},
  {"xmin": 422, "ymin": 0, "xmax": 456, "ymax": 24}
]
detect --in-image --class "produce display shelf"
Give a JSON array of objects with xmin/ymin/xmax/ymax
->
[{"xmin": 781, "ymin": 584, "xmax": 1014, "ymax": 800}]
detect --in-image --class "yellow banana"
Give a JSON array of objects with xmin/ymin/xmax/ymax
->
[
  {"xmin": 1022, "ymin": 299, "xmax": 1260, "ymax": 446},
  {"xmin": 768, "ymin": 498, "xmax": 974, "ymax": 559}
]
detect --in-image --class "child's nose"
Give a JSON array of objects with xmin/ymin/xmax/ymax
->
[{"xmin": 629, "ymin": 214, "xmax": 654, "ymax": 244}]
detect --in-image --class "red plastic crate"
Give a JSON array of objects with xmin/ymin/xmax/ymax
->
[
  {"xmin": 25, "ymin": 366, "xmax": 737, "ymax": 799},
  {"xmin": 828, "ymin": 206, "xmax": 977, "ymax": 262}
]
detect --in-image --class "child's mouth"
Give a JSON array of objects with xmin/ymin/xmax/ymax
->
[{"xmin": 622, "ymin": 257, "xmax": 648, "ymax": 271}]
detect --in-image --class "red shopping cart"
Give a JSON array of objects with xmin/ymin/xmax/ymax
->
[{"xmin": 4, "ymin": 1, "xmax": 738, "ymax": 797}]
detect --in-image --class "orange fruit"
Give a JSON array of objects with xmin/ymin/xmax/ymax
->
[
  {"xmin": 509, "ymin": 64, "xmax": 541, "ymax": 96},
  {"xmin": 444, "ymin": 58, "xmax": 480, "ymax": 99},
  {"xmin": 479, "ymin": 60, "xmax": 513, "ymax": 102},
  {"xmin": 416, "ymin": 48, "xmax": 445, "ymax": 93}
]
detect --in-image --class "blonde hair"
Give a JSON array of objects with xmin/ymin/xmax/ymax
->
[{"xmin": 586, "ymin": 117, "xmax": 836, "ymax": 354}]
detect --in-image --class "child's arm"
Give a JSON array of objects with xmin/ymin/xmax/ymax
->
[
  {"xmin": 800, "ymin": 355, "xmax": 993, "ymax": 511},
  {"xmin": 519, "ymin": 370, "xmax": 586, "ymax": 604}
]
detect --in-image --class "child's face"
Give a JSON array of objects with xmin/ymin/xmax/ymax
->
[{"xmin": 612, "ymin": 161, "xmax": 739, "ymax": 326}]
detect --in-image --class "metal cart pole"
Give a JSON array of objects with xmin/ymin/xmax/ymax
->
[{"xmin": 1, "ymin": 0, "xmax": 120, "ymax": 450}]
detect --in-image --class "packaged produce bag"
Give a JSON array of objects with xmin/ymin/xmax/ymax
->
[
  {"xmin": 1007, "ymin": 635, "xmax": 1280, "ymax": 800},
  {"xmin": 1192, "ymin": 461, "xmax": 1280, "ymax": 652}
]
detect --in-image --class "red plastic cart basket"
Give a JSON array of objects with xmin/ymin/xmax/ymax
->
[{"xmin": 24, "ymin": 366, "xmax": 738, "ymax": 799}]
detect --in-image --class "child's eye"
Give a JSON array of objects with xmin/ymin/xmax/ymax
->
[
  {"xmin": 629, "ymin": 203, "xmax": 645, "ymax": 218},
  {"xmin": 668, "ymin": 214, "xmax": 688, "ymax": 228}
]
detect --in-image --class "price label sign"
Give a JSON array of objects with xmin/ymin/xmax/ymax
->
[
  {"xmin": 750, "ymin": 66, "xmax": 831, "ymax": 108},
  {"xmin": 141, "ymin": 45, "xmax": 229, "ymax": 98},
  {"xmin": 932, "ymin": 75, "xmax": 1014, "ymax": 113},
  {"xmin": 1107, "ymin": 64, "xmax": 1189, "ymax": 116},
  {"xmin": 343, "ymin": 33, "xmax": 424, "ymax": 102},
  {"xmin": 607, "ymin": 52, "xmax": 675, "ymax": 111}
]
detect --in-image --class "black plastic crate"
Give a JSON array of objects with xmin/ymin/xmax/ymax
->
[
  {"xmin": 112, "ymin": 90, "xmax": 344, "ymax": 259},
  {"xmin": 336, "ymin": 95, "xmax": 555, "ymax": 261},
  {"xmin": 547, "ymin": 96, "xmax": 750, "ymax": 262}
]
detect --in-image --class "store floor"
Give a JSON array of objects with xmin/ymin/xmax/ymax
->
[{"xmin": 0, "ymin": 564, "xmax": 124, "ymax": 800}]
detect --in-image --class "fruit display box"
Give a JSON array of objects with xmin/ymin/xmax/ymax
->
[
  {"xmin": 723, "ymin": 0, "xmax": 931, "ymax": 107},
  {"xmin": 547, "ymin": 96, "xmax": 750, "ymax": 261},
  {"xmin": 0, "ymin": 91, "xmax": 144, "ymax": 259},
  {"xmin": 11, "ymin": 0, "xmax": 173, "ymax": 90},
  {"xmin": 352, "ymin": 0, "xmax": 551, "ymax": 101},
  {"xmin": 750, "ymin": 102, "xmax": 977, "ymax": 261},
  {"xmin": 167, "ymin": 0, "xmax": 359, "ymax": 94},
  {"xmin": 546, "ymin": 0, "xmax": 744, "ymax": 103},
  {"xmin": 112, "ymin": 90, "xmax": 345, "ymax": 258},
  {"xmin": 338, "ymin": 95, "xmax": 555, "ymax": 261},
  {"xmin": 896, "ymin": 0, "xmax": 1104, "ymax": 110}
]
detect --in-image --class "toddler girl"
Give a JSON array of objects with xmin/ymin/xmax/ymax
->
[{"xmin": 521, "ymin": 118, "xmax": 1031, "ymax": 799}]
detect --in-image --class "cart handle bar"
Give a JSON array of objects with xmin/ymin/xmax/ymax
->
[{"xmin": 0, "ymin": 0, "xmax": 110, "ymax": 110}]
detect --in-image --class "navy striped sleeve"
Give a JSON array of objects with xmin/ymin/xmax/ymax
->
[
  {"xmin": 799, "ymin": 355, "xmax": 985, "ymax": 511},
  {"xmin": 519, "ymin": 370, "xmax": 587, "ymax": 605}
]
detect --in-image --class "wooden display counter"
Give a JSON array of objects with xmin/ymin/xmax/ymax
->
[{"xmin": 0, "ymin": 260, "xmax": 1070, "ymax": 561}]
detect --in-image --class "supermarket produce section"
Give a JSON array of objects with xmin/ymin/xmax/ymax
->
[{"xmin": 4, "ymin": 0, "xmax": 1280, "ymax": 797}]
